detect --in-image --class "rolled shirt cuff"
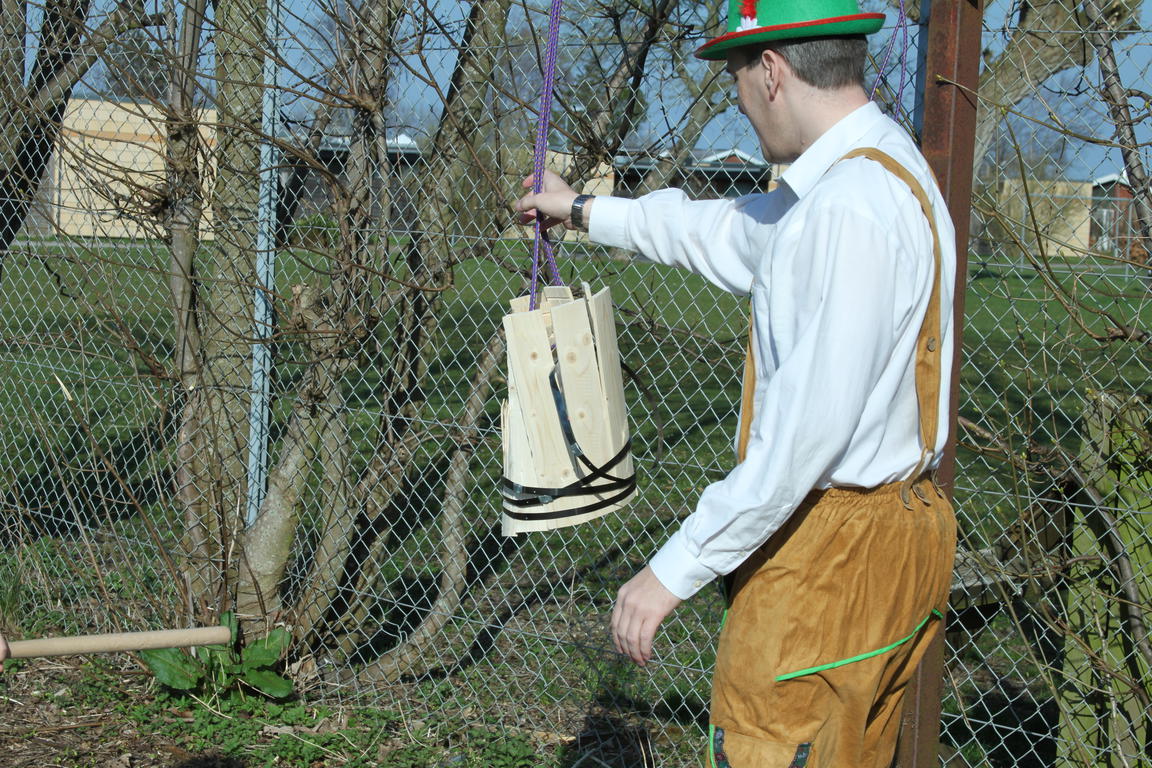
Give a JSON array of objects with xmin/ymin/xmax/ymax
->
[
  {"xmin": 648, "ymin": 528, "xmax": 720, "ymax": 600},
  {"xmin": 586, "ymin": 195, "xmax": 638, "ymax": 252}
]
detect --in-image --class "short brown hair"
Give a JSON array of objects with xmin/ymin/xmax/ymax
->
[{"xmin": 747, "ymin": 35, "xmax": 868, "ymax": 90}]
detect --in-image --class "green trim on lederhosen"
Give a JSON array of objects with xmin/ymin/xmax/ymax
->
[
  {"xmin": 709, "ymin": 724, "xmax": 731, "ymax": 768},
  {"xmin": 774, "ymin": 609, "xmax": 944, "ymax": 682},
  {"xmin": 789, "ymin": 742, "xmax": 813, "ymax": 767}
]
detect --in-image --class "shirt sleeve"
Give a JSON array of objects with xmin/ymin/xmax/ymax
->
[
  {"xmin": 588, "ymin": 190, "xmax": 756, "ymax": 295},
  {"xmin": 648, "ymin": 202, "xmax": 909, "ymax": 600}
]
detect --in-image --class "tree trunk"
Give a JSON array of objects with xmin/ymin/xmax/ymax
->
[
  {"xmin": 240, "ymin": 0, "xmax": 408, "ymax": 624},
  {"xmin": 166, "ymin": 0, "xmax": 211, "ymax": 605},
  {"xmin": 327, "ymin": 0, "xmax": 515, "ymax": 657},
  {"xmin": 1083, "ymin": 0, "xmax": 1152, "ymax": 258},
  {"xmin": 347, "ymin": 0, "xmax": 688, "ymax": 671},
  {"xmin": 182, "ymin": 0, "xmax": 266, "ymax": 620},
  {"xmin": 353, "ymin": 330, "xmax": 504, "ymax": 683},
  {"xmin": 973, "ymin": 0, "xmax": 1141, "ymax": 172},
  {"xmin": 566, "ymin": 0, "xmax": 678, "ymax": 185}
]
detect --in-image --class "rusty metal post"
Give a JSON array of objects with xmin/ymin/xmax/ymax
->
[{"xmin": 895, "ymin": 1, "xmax": 983, "ymax": 766}]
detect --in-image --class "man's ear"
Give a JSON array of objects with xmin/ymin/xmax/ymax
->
[{"xmin": 760, "ymin": 47, "xmax": 785, "ymax": 99}]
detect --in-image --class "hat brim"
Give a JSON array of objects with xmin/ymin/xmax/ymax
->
[{"xmin": 695, "ymin": 14, "xmax": 886, "ymax": 60}]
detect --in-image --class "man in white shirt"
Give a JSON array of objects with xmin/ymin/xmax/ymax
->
[{"xmin": 516, "ymin": 1, "xmax": 956, "ymax": 765}]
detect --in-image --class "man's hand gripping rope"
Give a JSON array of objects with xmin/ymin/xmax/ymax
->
[{"xmin": 514, "ymin": 170, "xmax": 586, "ymax": 231}]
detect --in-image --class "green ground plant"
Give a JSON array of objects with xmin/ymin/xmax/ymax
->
[{"xmin": 139, "ymin": 613, "xmax": 292, "ymax": 700}]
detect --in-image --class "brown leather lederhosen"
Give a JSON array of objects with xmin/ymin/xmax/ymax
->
[{"xmin": 707, "ymin": 148, "xmax": 957, "ymax": 768}]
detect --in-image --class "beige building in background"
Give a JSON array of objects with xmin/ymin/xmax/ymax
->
[
  {"xmin": 987, "ymin": 177, "xmax": 1094, "ymax": 259},
  {"xmin": 34, "ymin": 98, "xmax": 217, "ymax": 240}
]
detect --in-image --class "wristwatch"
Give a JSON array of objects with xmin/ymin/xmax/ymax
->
[{"xmin": 570, "ymin": 194, "xmax": 594, "ymax": 231}]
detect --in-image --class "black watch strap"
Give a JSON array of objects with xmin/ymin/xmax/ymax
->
[{"xmin": 570, "ymin": 194, "xmax": 594, "ymax": 231}]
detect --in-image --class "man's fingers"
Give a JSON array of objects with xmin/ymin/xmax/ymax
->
[
  {"xmin": 611, "ymin": 566, "xmax": 682, "ymax": 667},
  {"xmin": 613, "ymin": 590, "xmax": 648, "ymax": 666},
  {"xmin": 620, "ymin": 621, "xmax": 642, "ymax": 665},
  {"xmin": 513, "ymin": 193, "xmax": 562, "ymax": 229},
  {"xmin": 521, "ymin": 169, "xmax": 562, "ymax": 192},
  {"xmin": 631, "ymin": 616, "xmax": 655, "ymax": 666},
  {"xmin": 637, "ymin": 619, "xmax": 654, "ymax": 664},
  {"xmin": 520, "ymin": 172, "xmax": 546, "ymax": 190},
  {"xmin": 513, "ymin": 198, "xmax": 548, "ymax": 227},
  {"xmin": 626, "ymin": 622, "xmax": 644, "ymax": 666},
  {"xmin": 612, "ymin": 591, "xmax": 634, "ymax": 660}
]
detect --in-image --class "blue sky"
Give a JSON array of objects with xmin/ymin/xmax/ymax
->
[
  {"xmin": 456, "ymin": 0, "xmax": 1150, "ymax": 183},
  {"xmin": 62, "ymin": 0, "xmax": 1152, "ymax": 183}
]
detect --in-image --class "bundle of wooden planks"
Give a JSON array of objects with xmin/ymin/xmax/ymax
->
[{"xmin": 500, "ymin": 284, "xmax": 636, "ymax": 535}]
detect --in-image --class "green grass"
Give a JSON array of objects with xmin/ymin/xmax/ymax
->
[
  {"xmin": 955, "ymin": 265, "xmax": 1152, "ymax": 541},
  {"xmin": 0, "ymin": 235, "xmax": 737, "ymax": 765},
  {"xmin": 43, "ymin": 658, "xmax": 543, "ymax": 767}
]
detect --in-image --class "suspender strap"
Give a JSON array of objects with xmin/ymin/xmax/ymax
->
[
  {"xmin": 841, "ymin": 147, "xmax": 944, "ymax": 471},
  {"xmin": 735, "ymin": 148, "xmax": 944, "ymax": 482},
  {"xmin": 737, "ymin": 313, "xmax": 756, "ymax": 462}
]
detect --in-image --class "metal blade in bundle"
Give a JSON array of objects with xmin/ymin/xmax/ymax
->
[{"xmin": 500, "ymin": 283, "xmax": 635, "ymax": 535}]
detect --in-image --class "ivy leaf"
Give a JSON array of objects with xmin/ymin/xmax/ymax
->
[
  {"xmin": 242, "ymin": 668, "xmax": 293, "ymax": 699},
  {"xmin": 139, "ymin": 647, "xmax": 203, "ymax": 691}
]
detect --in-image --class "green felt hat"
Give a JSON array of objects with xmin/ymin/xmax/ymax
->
[{"xmin": 696, "ymin": 0, "xmax": 885, "ymax": 60}]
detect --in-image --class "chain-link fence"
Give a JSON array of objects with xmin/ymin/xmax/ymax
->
[
  {"xmin": 1, "ymin": 0, "xmax": 1150, "ymax": 766},
  {"xmin": 947, "ymin": 2, "xmax": 1152, "ymax": 766}
]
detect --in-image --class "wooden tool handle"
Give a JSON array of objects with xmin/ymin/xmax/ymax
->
[{"xmin": 7, "ymin": 626, "xmax": 232, "ymax": 658}]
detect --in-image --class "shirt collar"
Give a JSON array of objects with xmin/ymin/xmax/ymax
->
[{"xmin": 778, "ymin": 101, "xmax": 886, "ymax": 200}]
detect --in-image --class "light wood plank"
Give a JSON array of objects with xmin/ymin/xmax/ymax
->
[
  {"xmin": 585, "ymin": 284, "xmax": 633, "ymax": 482},
  {"xmin": 501, "ymin": 285, "xmax": 636, "ymax": 534},
  {"xmin": 502, "ymin": 309, "xmax": 588, "ymax": 533},
  {"xmin": 543, "ymin": 286, "xmax": 573, "ymax": 304},
  {"xmin": 551, "ymin": 297, "xmax": 608, "ymax": 469}
]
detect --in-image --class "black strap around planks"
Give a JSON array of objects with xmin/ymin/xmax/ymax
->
[{"xmin": 501, "ymin": 369, "xmax": 636, "ymax": 521}]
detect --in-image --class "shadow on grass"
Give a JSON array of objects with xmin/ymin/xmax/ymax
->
[
  {"xmin": 5, "ymin": 404, "xmax": 172, "ymax": 541},
  {"xmin": 171, "ymin": 756, "xmax": 247, "ymax": 768},
  {"xmin": 942, "ymin": 679, "xmax": 1057, "ymax": 768},
  {"xmin": 553, "ymin": 684, "xmax": 708, "ymax": 768}
]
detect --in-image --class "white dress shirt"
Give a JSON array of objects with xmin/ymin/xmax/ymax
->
[{"xmin": 588, "ymin": 102, "xmax": 957, "ymax": 600}]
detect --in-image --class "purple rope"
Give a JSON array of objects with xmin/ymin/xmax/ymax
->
[
  {"xmin": 529, "ymin": 0, "xmax": 565, "ymax": 310},
  {"xmin": 896, "ymin": 0, "xmax": 910, "ymax": 106},
  {"xmin": 870, "ymin": 0, "xmax": 910, "ymax": 109}
]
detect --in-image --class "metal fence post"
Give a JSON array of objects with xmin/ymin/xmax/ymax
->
[
  {"xmin": 896, "ymin": 1, "xmax": 982, "ymax": 766},
  {"xmin": 245, "ymin": 0, "xmax": 282, "ymax": 526}
]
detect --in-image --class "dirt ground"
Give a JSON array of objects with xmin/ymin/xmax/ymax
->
[{"xmin": 0, "ymin": 658, "xmax": 244, "ymax": 768}]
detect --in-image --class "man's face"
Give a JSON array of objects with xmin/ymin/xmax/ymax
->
[{"xmin": 725, "ymin": 48, "xmax": 791, "ymax": 163}]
